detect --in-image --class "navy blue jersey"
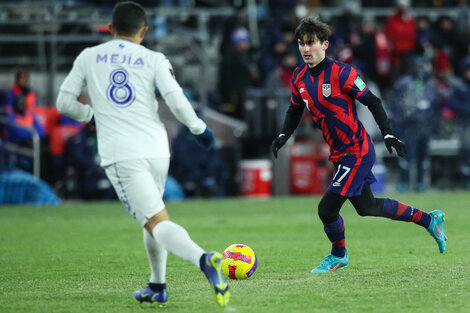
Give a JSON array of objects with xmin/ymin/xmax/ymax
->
[{"xmin": 290, "ymin": 57, "xmax": 371, "ymax": 162}]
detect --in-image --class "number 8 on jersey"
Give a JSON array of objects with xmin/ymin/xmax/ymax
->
[{"xmin": 107, "ymin": 67, "xmax": 135, "ymax": 108}]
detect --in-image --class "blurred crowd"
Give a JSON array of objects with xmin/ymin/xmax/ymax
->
[
  {"xmin": 0, "ymin": 70, "xmax": 115, "ymax": 200},
  {"xmin": 212, "ymin": 0, "xmax": 470, "ymax": 192},
  {"xmin": 2, "ymin": 0, "xmax": 470, "ymax": 203}
]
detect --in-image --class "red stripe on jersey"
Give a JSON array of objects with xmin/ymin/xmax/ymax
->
[
  {"xmin": 316, "ymin": 70, "xmax": 344, "ymax": 150},
  {"xmin": 319, "ymin": 64, "xmax": 364, "ymax": 161},
  {"xmin": 317, "ymin": 69, "xmax": 351, "ymax": 119},
  {"xmin": 299, "ymin": 74, "xmax": 334, "ymax": 148},
  {"xmin": 293, "ymin": 66, "xmax": 308, "ymax": 92},
  {"xmin": 300, "ymin": 73, "xmax": 335, "ymax": 147},
  {"xmin": 343, "ymin": 70, "xmax": 361, "ymax": 156},
  {"xmin": 356, "ymin": 86, "xmax": 368, "ymax": 98},
  {"xmin": 290, "ymin": 66, "xmax": 309, "ymax": 106},
  {"xmin": 338, "ymin": 65, "xmax": 370, "ymax": 159},
  {"xmin": 360, "ymin": 128, "xmax": 370, "ymax": 155},
  {"xmin": 290, "ymin": 96, "xmax": 300, "ymax": 106},
  {"xmin": 322, "ymin": 122, "xmax": 334, "ymax": 147},
  {"xmin": 345, "ymin": 89, "xmax": 358, "ymax": 135},
  {"xmin": 322, "ymin": 123, "xmax": 334, "ymax": 147},
  {"xmin": 291, "ymin": 82, "xmax": 300, "ymax": 97},
  {"xmin": 394, "ymin": 202, "xmax": 409, "ymax": 219},
  {"xmin": 342, "ymin": 66, "xmax": 358, "ymax": 94},
  {"xmin": 330, "ymin": 62, "xmax": 345, "ymax": 103},
  {"xmin": 304, "ymin": 77, "xmax": 326, "ymax": 120},
  {"xmin": 340, "ymin": 157, "xmax": 362, "ymax": 196},
  {"xmin": 335, "ymin": 126, "xmax": 351, "ymax": 144},
  {"xmin": 330, "ymin": 64, "xmax": 359, "ymax": 140}
]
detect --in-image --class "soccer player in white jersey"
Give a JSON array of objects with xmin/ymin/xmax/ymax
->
[{"xmin": 56, "ymin": 1, "xmax": 229, "ymax": 307}]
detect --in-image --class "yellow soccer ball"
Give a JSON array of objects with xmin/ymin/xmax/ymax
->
[{"xmin": 222, "ymin": 244, "xmax": 257, "ymax": 279}]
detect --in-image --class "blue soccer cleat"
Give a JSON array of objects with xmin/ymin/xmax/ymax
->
[
  {"xmin": 203, "ymin": 252, "xmax": 230, "ymax": 307},
  {"xmin": 311, "ymin": 252, "xmax": 349, "ymax": 273},
  {"xmin": 427, "ymin": 210, "xmax": 447, "ymax": 253},
  {"xmin": 133, "ymin": 286, "xmax": 168, "ymax": 306}
]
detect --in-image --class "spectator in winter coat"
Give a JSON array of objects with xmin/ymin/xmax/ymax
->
[
  {"xmin": 385, "ymin": 0, "xmax": 416, "ymax": 75},
  {"xmin": 448, "ymin": 57, "xmax": 470, "ymax": 189},
  {"xmin": 3, "ymin": 70, "xmax": 45, "ymax": 143},
  {"xmin": 389, "ymin": 54, "xmax": 440, "ymax": 192}
]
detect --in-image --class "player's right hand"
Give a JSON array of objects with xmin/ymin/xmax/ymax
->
[
  {"xmin": 194, "ymin": 127, "xmax": 215, "ymax": 150},
  {"xmin": 271, "ymin": 134, "xmax": 288, "ymax": 159}
]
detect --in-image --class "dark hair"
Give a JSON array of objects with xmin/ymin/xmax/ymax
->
[
  {"xmin": 112, "ymin": 1, "xmax": 147, "ymax": 36},
  {"xmin": 294, "ymin": 17, "xmax": 331, "ymax": 44},
  {"xmin": 15, "ymin": 70, "xmax": 28, "ymax": 81}
]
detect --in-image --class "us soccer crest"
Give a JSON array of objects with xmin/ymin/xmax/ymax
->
[{"xmin": 322, "ymin": 84, "xmax": 331, "ymax": 97}]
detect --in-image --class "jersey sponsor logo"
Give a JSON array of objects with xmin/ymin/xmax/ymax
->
[
  {"xmin": 354, "ymin": 76, "xmax": 366, "ymax": 91},
  {"xmin": 106, "ymin": 68, "xmax": 136, "ymax": 108},
  {"xmin": 96, "ymin": 53, "xmax": 144, "ymax": 66},
  {"xmin": 332, "ymin": 182, "xmax": 341, "ymax": 187},
  {"xmin": 322, "ymin": 84, "xmax": 331, "ymax": 97},
  {"xmin": 300, "ymin": 87, "xmax": 305, "ymax": 93}
]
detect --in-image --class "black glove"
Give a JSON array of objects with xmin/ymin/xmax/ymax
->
[
  {"xmin": 384, "ymin": 134, "xmax": 407, "ymax": 157},
  {"xmin": 271, "ymin": 134, "xmax": 288, "ymax": 158},
  {"xmin": 194, "ymin": 127, "xmax": 215, "ymax": 150}
]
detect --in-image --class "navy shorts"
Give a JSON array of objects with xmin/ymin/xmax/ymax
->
[{"xmin": 328, "ymin": 144, "xmax": 377, "ymax": 197}]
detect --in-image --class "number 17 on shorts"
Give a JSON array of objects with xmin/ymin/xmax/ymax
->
[{"xmin": 327, "ymin": 155, "xmax": 376, "ymax": 197}]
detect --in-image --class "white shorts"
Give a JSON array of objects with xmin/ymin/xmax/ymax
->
[{"xmin": 104, "ymin": 158, "xmax": 169, "ymax": 227}]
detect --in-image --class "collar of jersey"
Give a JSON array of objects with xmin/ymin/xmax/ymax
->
[
  {"xmin": 112, "ymin": 38, "xmax": 138, "ymax": 45},
  {"xmin": 308, "ymin": 57, "xmax": 327, "ymax": 76}
]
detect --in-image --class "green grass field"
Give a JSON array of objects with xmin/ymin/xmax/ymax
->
[{"xmin": 1, "ymin": 192, "xmax": 469, "ymax": 313}]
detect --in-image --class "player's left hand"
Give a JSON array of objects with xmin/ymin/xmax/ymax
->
[
  {"xmin": 194, "ymin": 127, "xmax": 215, "ymax": 150},
  {"xmin": 271, "ymin": 134, "xmax": 288, "ymax": 158},
  {"xmin": 384, "ymin": 134, "xmax": 407, "ymax": 157}
]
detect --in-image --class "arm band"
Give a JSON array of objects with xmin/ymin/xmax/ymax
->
[{"xmin": 359, "ymin": 91, "xmax": 392, "ymax": 136}]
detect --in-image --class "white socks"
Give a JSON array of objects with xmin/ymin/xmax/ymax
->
[
  {"xmin": 151, "ymin": 220, "xmax": 205, "ymax": 268},
  {"xmin": 143, "ymin": 229, "xmax": 167, "ymax": 284}
]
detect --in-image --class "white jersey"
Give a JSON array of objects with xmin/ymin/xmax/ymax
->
[{"xmin": 59, "ymin": 39, "xmax": 205, "ymax": 166}]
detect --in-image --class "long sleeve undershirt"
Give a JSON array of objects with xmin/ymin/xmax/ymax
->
[
  {"xmin": 358, "ymin": 90, "xmax": 393, "ymax": 137},
  {"xmin": 279, "ymin": 90, "xmax": 392, "ymax": 138},
  {"xmin": 56, "ymin": 91, "xmax": 94, "ymax": 123},
  {"xmin": 163, "ymin": 90, "xmax": 206, "ymax": 135}
]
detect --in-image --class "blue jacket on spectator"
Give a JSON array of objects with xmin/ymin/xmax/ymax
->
[
  {"xmin": 3, "ymin": 78, "xmax": 45, "ymax": 142},
  {"xmin": 389, "ymin": 74, "xmax": 440, "ymax": 134},
  {"xmin": 448, "ymin": 79, "xmax": 470, "ymax": 115}
]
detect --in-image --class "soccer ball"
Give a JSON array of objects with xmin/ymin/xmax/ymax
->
[{"xmin": 222, "ymin": 244, "xmax": 257, "ymax": 279}]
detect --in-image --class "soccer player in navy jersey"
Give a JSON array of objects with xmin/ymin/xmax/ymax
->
[{"xmin": 271, "ymin": 17, "xmax": 447, "ymax": 273}]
